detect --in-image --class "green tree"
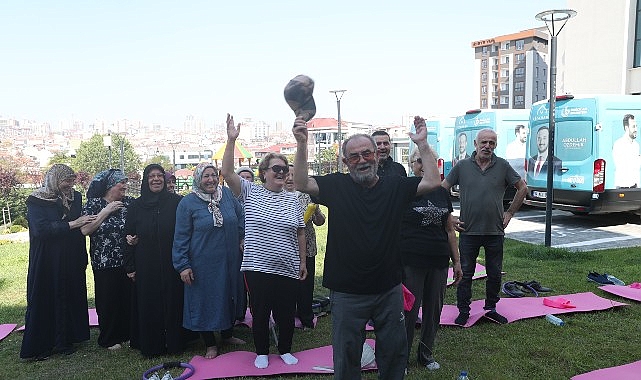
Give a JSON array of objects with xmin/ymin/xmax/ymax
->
[
  {"xmin": 143, "ymin": 155, "xmax": 172, "ymax": 171},
  {"xmin": 74, "ymin": 134, "xmax": 142, "ymax": 177},
  {"xmin": 48, "ymin": 151, "xmax": 75, "ymax": 167},
  {"xmin": 317, "ymin": 145, "xmax": 339, "ymax": 174}
]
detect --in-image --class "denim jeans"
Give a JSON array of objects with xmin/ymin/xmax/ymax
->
[{"xmin": 456, "ymin": 234, "xmax": 504, "ymax": 314}]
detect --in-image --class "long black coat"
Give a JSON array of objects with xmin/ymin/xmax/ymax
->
[
  {"xmin": 124, "ymin": 192, "xmax": 185, "ymax": 357},
  {"xmin": 20, "ymin": 192, "xmax": 90, "ymax": 359}
]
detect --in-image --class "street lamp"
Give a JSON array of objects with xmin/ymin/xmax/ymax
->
[
  {"xmin": 103, "ymin": 133, "xmax": 112, "ymax": 168},
  {"xmin": 536, "ymin": 9, "xmax": 576, "ymax": 247},
  {"xmin": 330, "ymin": 89, "xmax": 346, "ymax": 172},
  {"xmin": 169, "ymin": 141, "xmax": 181, "ymax": 170}
]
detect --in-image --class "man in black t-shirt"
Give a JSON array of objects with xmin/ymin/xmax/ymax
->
[{"xmin": 293, "ymin": 116, "xmax": 441, "ymax": 380}]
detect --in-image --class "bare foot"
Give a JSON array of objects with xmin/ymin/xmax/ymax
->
[
  {"xmin": 224, "ymin": 336, "xmax": 246, "ymax": 345},
  {"xmin": 204, "ymin": 346, "xmax": 218, "ymax": 359}
]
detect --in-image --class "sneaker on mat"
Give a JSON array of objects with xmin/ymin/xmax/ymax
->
[
  {"xmin": 484, "ymin": 310, "xmax": 508, "ymax": 324},
  {"xmin": 454, "ymin": 312, "xmax": 469, "ymax": 326}
]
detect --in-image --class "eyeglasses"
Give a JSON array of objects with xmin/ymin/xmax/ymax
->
[
  {"xmin": 268, "ymin": 165, "xmax": 289, "ymax": 174},
  {"xmin": 411, "ymin": 158, "xmax": 422, "ymax": 164},
  {"xmin": 346, "ymin": 150, "xmax": 376, "ymax": 165}
]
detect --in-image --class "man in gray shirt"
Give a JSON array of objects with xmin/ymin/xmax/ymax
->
[{"xmin": 441, "ymin": 128, "xmax": 526, "ymax": 326}]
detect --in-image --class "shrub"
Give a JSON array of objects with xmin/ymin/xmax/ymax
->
[
  {"xmin": 9, "ymin": 225, "xmax": 25, "ymax": 233},
  {"xmin": 12, "ymin": 216, "xmax": 28, "ymax": 228}
]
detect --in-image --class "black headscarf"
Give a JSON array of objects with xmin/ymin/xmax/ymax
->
[{"xmin": 138, "ymin": 164, "xmax": 168, "ymax": 209}]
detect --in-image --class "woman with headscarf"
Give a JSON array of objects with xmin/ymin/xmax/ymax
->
[
  {"xmin": 172, "ymin": 163, "xmax": 245, "ymax": 359},
  {"xmin": 20, "ymin": 164, "xmax": 96, "ymax": 360},
  {"xmin": 222, "ymin": 114, "xmax": 307, "ymax": 370},
  {"xmin": 124, "ymin": 164, "xmax": 185, "ymax": 357},
  {"xmin": 165, "ymin": 172, "xmax": 178, "ymax": 194},
  {"xmin": 81, "ymin": 169, "xmax": 133, "ymax": 350}
]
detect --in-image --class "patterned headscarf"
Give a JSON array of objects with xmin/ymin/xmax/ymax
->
[
  {"xmin": 87, "ymin": 169, "xmax": 128, "ymax": 198},
  {"xmin": 192, "ymin": 162, "xmax": 223, "ymax": 227},
  {"xmin": 30, "ymin": 164, "xmax": 76, "ymax": 215}
]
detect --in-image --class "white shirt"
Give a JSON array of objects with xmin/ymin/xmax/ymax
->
[{"xmin": 612, "ymin": 136, "xmax": 641, "ymax": 187}]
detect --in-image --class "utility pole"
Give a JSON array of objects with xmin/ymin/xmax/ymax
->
[{"xmin": 330, "ymin": 89, "xmax": 346, "ymax": 172}]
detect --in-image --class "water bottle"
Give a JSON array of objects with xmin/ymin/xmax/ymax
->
[
  {"xmin": 457, "ymin": 370, "xmax": 470, "ymax": 380},
  {"xmin": 545, "ymin": 314, "xmax": 565, "ymax": 326}
]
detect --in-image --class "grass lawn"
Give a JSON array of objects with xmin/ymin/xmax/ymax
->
[{"xmin": 1, "ymin": 213, "xmax": 641, "ymax": 379}]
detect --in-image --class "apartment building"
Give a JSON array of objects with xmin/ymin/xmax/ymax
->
[
  {"xmin": 472, "ymin": 28, "xmax": 550, "ymax": 109},
  {"xmin": 557, "ymin": 0, "xmax": 641, "ymax": 95}
]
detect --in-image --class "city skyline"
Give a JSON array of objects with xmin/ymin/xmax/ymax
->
[{"xmin": 1, "ymin": 0, "xmax": 565, "ymax": 129}]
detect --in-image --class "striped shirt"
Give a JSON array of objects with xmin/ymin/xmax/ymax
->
[{"xmin": 239, "ymin": 178, "xmax": 305, "ymax": 279}]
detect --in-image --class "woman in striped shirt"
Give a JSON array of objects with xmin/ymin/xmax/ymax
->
[{"xmin": 221, "ymin": 113, "xmax": 307, "ymax": 370}]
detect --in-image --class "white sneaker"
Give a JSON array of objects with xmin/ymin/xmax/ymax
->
[{"xmin": 426, "ymin": 361, "xmax": 441, "ymax": 371}]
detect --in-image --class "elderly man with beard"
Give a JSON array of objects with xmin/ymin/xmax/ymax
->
[{"xmin": 293, "ymin": 116, "xmax": 441, "ymax": 380}]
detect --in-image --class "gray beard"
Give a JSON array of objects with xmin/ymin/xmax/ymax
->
[{"xmin": 350, "ymin": 165, "xmax": 377, "ymax": 186}]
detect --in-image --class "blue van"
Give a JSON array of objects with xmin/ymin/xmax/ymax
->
[
  {"xmin": 525, "ymin": 95, "xmax": 641, "ymax": 214},
  {"xmin": 408, "ymin": 116, "xmax": 455, "ymax": 180},
  {"xmin": 452, "ymin": 109, "xmax": 530, "ymax": 197}
]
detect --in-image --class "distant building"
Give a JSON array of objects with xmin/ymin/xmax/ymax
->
[{"xmin": 472, "ymin": 28, "xmax": 550, "ymax": 109}]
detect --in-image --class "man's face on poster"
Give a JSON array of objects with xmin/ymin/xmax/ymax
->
[
  {"xmin": 517, "ymin": 127, "xmax": 527, "ymax": 143},
  {"xmin": 458, "ymin": 133, "xmax": 467, "ymax": 154},
  {"xmin": 627, "ymin": 118, "xmax": 638, "ymax": 140},
  {"xmin": 537, "ymin": 128, "xmax": 549, "ymax": 155}
]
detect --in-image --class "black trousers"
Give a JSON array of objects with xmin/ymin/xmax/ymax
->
[
  {"xmin": 245, "ymin": 271, "xmax": 298, "ymax": 355},
  {"xmin": 296, "ymin": 256, "xmax": 316, "ymax": 327},
  {"xmin": 94, "ymin": 267, "xmax": 132, "ymax": 347}
]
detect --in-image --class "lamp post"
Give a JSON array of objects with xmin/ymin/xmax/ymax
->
[
  {"xmin": 330, "ymin": 89, "xmax": 346, "ymax": 172},
  {"xmin": 103, "ymin": 133, "xmax": 112, "ymax": 168},
  {"xmin": 536, "ymin": 9, "xmax": 576, "ymax": 247},
  {"xmin": 168, "ymin": 141, "xmax": 181, "ymax": 170}
]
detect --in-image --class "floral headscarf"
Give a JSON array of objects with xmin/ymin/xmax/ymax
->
[
  {"xmin": 31, "ymin": 164, "xmax": 76, "ymax": 215},
  {"xmin": 192, "ymin": 162, "xmax": 223, "ymax": 227},
  {"xmin": 86, "ymin": 169, "xmax": 128, "ymax": 199}
]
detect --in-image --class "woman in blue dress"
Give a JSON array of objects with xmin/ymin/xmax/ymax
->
[{"xmin": 172, "ymin": 162, "xmax": 246, "ymax": 359}]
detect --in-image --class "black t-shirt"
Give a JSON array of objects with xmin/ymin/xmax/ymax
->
[
  {"xmin": 400, "ymin": 186, "xmax": 452, "ymax": 269},
  {"xmin": 313, "ymin": 173, "xmax": 420, "ymax": 294}
]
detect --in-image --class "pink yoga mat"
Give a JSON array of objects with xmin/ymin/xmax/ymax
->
[
  {"xmin": 440, "ymin": 292, "xmax": 627, "ymax": 327},
  {"xmin": 235, "ymin": 308, "xmax": 317, "ymax": 329},
  {"xmin": 571, "ymin": 359, "xmax": 641, "ymax": 380},
  {"xmin": 599, "ymin": 284, "xmax": 641, "ymax": 302},
  {"xmin": 183, "ymin": 339, "xmax": 377, "ymax": 379},
  {"xmin": 0, "ymin": 324, "xmax": 17, "ymax": 342},
  {"xmin": 17, "ymin": 308, "xmax": 99, "ymax": 331}
]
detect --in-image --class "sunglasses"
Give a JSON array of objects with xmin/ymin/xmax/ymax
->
[
  {"xmin": 412, "ymin": 158, "xmax": 422, "ymax": 164},
  {"xmin": 268, "ymin": 165, "xmax": 289, "ymax": 174},
  {"xmin": 346, "ymin": 150, "xmax": 376, "ymax": 165}
]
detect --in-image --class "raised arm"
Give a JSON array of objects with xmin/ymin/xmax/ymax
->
[
  {"xmin": 221, "ymin": 113, "xmax": 242, "ymax": 197},
  {"xmin": 411, "ymin": 116, "xmax": 441, "ymax": 196},
  {"xmin": 292, "ymin": 117, "xmax": 319, "ymax": 197}
]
